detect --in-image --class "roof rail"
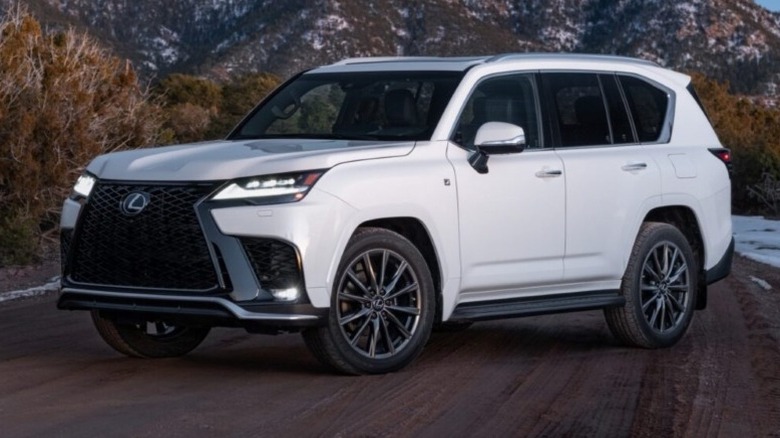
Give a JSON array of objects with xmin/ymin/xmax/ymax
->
[
  {"xmin": 331, "ymin": 56, "xmax": 488, "ymax": 66},
  {"xmin": 485, "ymin": 53, "xmax": 660, "ymax": 67}
]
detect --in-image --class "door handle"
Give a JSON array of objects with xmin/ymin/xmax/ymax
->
[
  {"xmin": 535, "ymin": 169, "xmax": 563, "ymax": 178},
  {"xmin": 621, "ymin": 162, "xmax": 648, "ymax": 171}
]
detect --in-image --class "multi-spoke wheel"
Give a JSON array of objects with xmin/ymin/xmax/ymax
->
[
  {"xmin": 303, "ymin": 228, "xmax": 435, "ymax": 374},
  {"xmin": 91, "ymin": 310, "xmax": 210, "ymax": 358},
  {"xmin": 605, "ymin": 222, "xmax": 697, "ymax": 348}
]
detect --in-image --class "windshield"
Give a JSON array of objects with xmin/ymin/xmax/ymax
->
[{"xmin": 230, "ymin": 71, "xmax": 464, "ymax": 141}]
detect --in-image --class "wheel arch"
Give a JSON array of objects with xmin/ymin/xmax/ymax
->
[
  {"xmin": 357, "ymin": 217, "xmax": 445, "ymax": 322},
  {"xmin": 642, "ymin": 205, "xmax": 707, "ymax": 309}
]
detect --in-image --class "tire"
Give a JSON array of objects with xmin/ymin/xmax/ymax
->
[
  {"xmin": 303, "ymin": 228, "xmax": 436, "ymax": 374},
  {"xmin": 605, "ymin": 222, "xmax": 698, "ymax": 348},
  {"xmin": 90, "ymin": 310, "xmax": 210, "ymax": 358}
]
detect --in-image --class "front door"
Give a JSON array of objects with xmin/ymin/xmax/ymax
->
[{"xmin": 448, "ymin": 73, "xmax": 565, "ymax": 303}]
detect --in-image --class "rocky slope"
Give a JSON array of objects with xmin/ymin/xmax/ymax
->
[{"xmin": 3, "ymin": 0, "xmax": 780, "ymax": 95}]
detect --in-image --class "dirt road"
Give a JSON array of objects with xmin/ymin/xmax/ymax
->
[{"xmin": 1, "ymin": 255, "xmax": 778, "ymax": 437}]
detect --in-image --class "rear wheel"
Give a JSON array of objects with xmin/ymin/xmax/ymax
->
[
  {"xmin": 91, "ymin": 310, "xmax": 210, "ymax": 358},
  {"xmin": 303, "ymin": 228, "xmax": 435, "ymax": 374},
  {"xmin": 605, "ymin": 222, "xmax": 697, "ymax": 348}
]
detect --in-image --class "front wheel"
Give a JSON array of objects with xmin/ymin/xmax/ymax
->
[
  {"xmin": 605, "ymin": 222, "xmax": 698, "ymax": 348},
  {"xmin": 303, "ymin": 228, "xmax": 435, "ymax": 374},
  {"xmin": 91, "ymin": 310, "xmax": 210, "ymax": 358}
]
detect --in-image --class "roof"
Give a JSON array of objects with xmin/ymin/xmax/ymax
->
[{"xmin": 310, "ymin": 53, "xmax": 661, "ymax": 74}]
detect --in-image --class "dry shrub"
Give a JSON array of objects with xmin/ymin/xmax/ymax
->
[{"xmin": 0, "ymin": 6, "xmax": 162, "ymax": 265}]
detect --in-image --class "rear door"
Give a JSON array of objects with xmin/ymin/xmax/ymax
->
[{"xmin": 540, "ymin": 72, "xmax": 663, "ymax": 284}]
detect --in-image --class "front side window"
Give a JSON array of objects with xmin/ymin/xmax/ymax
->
[
  {"xmin": 452, "ymin": 73, "xmax": 541, "ymax": 150},
  {"xmin": 231, "ymin": 71, "xmax": 463, "ymax": 142}
]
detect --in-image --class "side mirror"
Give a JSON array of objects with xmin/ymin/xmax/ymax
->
[
  {"xmin": 469, "ymin": 122, "xmax": 525, "ymax": 174},
  {"xmin": 475, "ymin": 122, "xmax": 526, "ymax": 154}
]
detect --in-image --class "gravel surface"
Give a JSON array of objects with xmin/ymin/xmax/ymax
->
[{"xmin": 0, "ymin": 255, "xmax": 778, "ymax": 437}]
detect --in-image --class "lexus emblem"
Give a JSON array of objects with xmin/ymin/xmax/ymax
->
[{"xmin": 120, "ymin": 191, "xmax": 151, "ymax": 216}]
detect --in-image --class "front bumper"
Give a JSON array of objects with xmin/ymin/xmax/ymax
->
[
  {"xmin": 58, "ymin": 287, "xmax": 327, "ymax": 333},
  {"xmin": 59, "ymin": 179, "xmax": 335, "ymax": 332}
]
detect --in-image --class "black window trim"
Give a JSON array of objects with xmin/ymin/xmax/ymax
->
[
  {"xmin": 535, "ymin": 69, "xmax": 676, "ymax": 151},
  {"xmin": 616, "ymin": 72, "xmax": 676, "ymax": 145}
]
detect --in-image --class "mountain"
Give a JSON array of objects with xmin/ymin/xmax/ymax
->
[{"xmin": 3, "ymin": 0, "xmax": 780, "ymax": 96}]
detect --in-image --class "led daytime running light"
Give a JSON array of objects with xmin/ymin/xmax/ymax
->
[{"xmin": 212, "ymin": 172, "xmax": 323, "ymax": 201}]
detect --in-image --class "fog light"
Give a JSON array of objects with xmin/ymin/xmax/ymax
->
[{"xmin": 270, "ymin": 288, "xmax": 299, "ymax": 302}]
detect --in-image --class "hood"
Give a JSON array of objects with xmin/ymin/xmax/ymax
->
[{"xmin": 86, "ymin": 139, "xmax": 415, "ymax": 181}]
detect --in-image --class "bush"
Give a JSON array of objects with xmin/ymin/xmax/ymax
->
[
  {"xmin": 155, "ymin": 72, "xmax": 280, "ymax": 144},
  {"xmin": 691, "ymin": 73, "xmax": 780, "ymax": 213},
  {"xmin": 0, "ymin": 6, "xmax": 161, "ymax": 265}
]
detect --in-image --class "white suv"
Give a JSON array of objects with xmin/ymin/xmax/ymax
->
[{"xmin": 59, "ymin": 54, "xmax": 734, "ymax": 374}]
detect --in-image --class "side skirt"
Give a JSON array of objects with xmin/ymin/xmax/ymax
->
[{"xmin": 450, "ymin": 290, "xmax": 624, "ymax": 321}]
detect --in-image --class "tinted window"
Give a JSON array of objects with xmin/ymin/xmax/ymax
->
[
  {"xmin": 231, "ymin": 71, "xmax": 463, "ymax": 141},
  {"xmin": 600, "ymin": 74, "xmax": 635, "ymax": 144},
  {"xmin": 619, "ymin": 75, "xmax": 669, "ymax": 142},
  {"xmin": 452, "ymin": 74, "xmax": 541, "ymax": 150},
  {"xmin": 544, "ymin": 73, "xmax": 610, "ymax": 147}
]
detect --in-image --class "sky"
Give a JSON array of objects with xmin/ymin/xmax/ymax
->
[{"xmin": 756, "ymin": 0, "xmax": 780, "ymax": 11}]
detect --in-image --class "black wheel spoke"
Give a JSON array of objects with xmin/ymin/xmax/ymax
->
[
  {"xmin": 667, "ymin": 293, "xmax": 684, "ymax": 312},
  {"xmin": 384, "ymin": 281, "xmax": 418, "ymax": 301},
  {"xmin": 378, "ymin": 250, "xmax": 388, "ymax": 292},
  {"xmin": 648, "ymin": 299, "xmax": 662, "ymax": 329},
  {"xmin": 384, "ymin": 310, "xmax": 412, "ymax": 339},
  {"xmin": 641, "ymin": 296, "xmax": 655, "ymax": 311},
  {"xmin": 379, "ymin": 316, "xmax": 396, "ymax": 355},
  {"xmin": 384, "ymin": 261, "xmax": 409, "ymax": 295},
  {"xmin": 340, "ymin": 292, "xmax": 371, "ymax": 303},
  {"xmin": 368, "ymin": 318, "xmax": 381, "ymax": 358},
  {"xmin": 644, "ymin": 263, "xmax": 662, "ymax": 282},
  {"xmin": 339, "ymin": 308, "xmax": 371, "ymax": 326},
  {"xmin": 363, "ymin": 253, "xmax": 380, "ymax": 294},
  {"xmin": 349, "ymin": 316, "xmax": 373, "ymax": 346},
  {"xmin": 387, "ymin": 305, "xmax": 420, "ymax": 316},
  {"xmin": 346, "ymin": 269, "xmax": 371, "ymax": 296}
]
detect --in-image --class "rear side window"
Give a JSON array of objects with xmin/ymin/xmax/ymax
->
[
  {"xmin": 619, "ymin": 76, "xmax": 669, "ymax": 142},
  {"xmin": 543, "ymin": 73, "xmax": 610, "ymax": 147},
  {"xmin": 600, "ymin": 74, "xmax": 635, "ymax": 144}
]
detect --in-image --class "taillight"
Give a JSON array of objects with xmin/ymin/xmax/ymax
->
[{"xmin": 709, "ymin": 148, "xmax": 732, "ymax": 178}]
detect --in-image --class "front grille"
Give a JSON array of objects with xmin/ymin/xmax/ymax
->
[
  {"xmin": 69, "ymin": 183, "xmax": 219, "ymax": 291},
  {"xmin": 241, "ymin": 238, "xmax": 302, "ymax": 291}
]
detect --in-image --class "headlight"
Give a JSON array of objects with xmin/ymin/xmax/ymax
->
[
  {"xmin": 211, "ymin": 171, "xmax": 325, "ymax": 203},
  {"xmin": 70, "ymin": 173, "xmax": 97, "ymax": 200}
]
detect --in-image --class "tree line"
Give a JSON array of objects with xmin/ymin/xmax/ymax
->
[{"xmin": 0, "ymin": 8, "xmax": 778, "ymax": 265}]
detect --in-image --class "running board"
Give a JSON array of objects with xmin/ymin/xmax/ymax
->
[{"xmin": 450, "ymin": 291, "xmax": 625, "ymax": 321}]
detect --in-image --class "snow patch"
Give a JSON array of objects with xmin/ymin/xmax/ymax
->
[
  {"xmin": 749, "ymin": 275, "xmax": 773, "ymax": 291},
  {"xmin": 0, "ymin": 278, "xmax": 60, "ymax": 304},
  {"xmin": 733, "ymin": 215, "xmax": 780, "ymax": 268}
]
